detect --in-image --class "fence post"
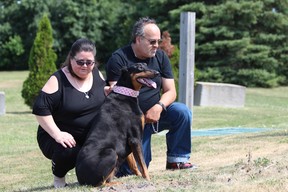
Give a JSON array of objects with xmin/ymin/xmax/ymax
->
[{"xmin": 178, "ymin": 12, "xmax": 196, "ymax": 110}]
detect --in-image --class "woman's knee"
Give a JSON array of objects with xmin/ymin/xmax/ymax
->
[{"xmin": 53, "ymin": 144, "xmax": 81, "ymax": 161}]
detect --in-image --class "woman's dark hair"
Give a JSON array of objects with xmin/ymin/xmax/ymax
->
[
  {"xmin": 61, "ymin": 38, "xmax": 98, "ymax": 77},
  {"xmin": 131, "ymin": 17, "xmax": 156, "ymax": 43}
]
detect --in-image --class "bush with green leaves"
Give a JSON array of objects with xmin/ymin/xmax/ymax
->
[
  {"xmin": 0, "ymin": 35, "xmax": 24, "ymax": 70},
  {"xmin": 21, "ymin": 14, "xmax": 57, "ymax": 109}
]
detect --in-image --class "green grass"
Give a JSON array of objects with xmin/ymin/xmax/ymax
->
[
  {"xmin": 193, "ymin": 87, "xmax": 288, "ymax": 129},
  {"xmin": 0, "ymin": 71, "xmax": 288, "ymax": 191}
]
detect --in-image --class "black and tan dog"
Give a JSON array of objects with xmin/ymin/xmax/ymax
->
[{"xmin": 76, "ymin": 63, "xmax": 158, "ymax": 186}]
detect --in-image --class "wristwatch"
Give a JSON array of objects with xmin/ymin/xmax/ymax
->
[{"xmin": 157, "ymin": 101, "xmax": 167, "ymax": 111}]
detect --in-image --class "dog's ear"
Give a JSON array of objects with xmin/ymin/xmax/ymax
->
[
  {"xmin": 121, "ymin": 66, "xmax": 128, "ymax": 73},
  {"xmin": 120, "ymin": 66, "xmax": 130, "ymax": 80},
  {"xmin": 120, "ymin": 66, "xmax": 129, "ymax": 79},
  {"xmin": 128, "ymin": 63, "xmax": 147, "ymax": 73},
  {"xmin": 117, "ymin": 66, "xmax": 133, "ymax": 87}
]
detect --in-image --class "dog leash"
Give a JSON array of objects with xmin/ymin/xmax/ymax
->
[{"xmin": 151, "ymin": 121, "xmax": 159, "ymax": 133}]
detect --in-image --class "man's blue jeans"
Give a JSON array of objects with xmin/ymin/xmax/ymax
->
[{"xmin": 116, "ymin": 102, "xmax": 192, "ymax": 177}]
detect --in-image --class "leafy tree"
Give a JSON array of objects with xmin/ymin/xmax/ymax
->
[
  {"xmin": 0, "ymin": 35, "xmax": 24, "ymax": 69},
  {"xmin": 0, "ymin": 0, "xmax": 51, "ymax": 70},
  {"xmin": 47, "ymin": 0, "xmax": 127, "ymax": 68},
  {"xmin": 21, "ymin": 14, "xmax": 57, "ymax": 108},
  {"xmin": 0, "ymin": 0, "xmax": 122, "ymax": 69},
  {"xmin": 110, "ymin": 0, "xmax": 189, "ymax": 48}
]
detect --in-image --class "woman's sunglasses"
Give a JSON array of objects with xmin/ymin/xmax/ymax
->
[{"xmin": 74, "ymin": 58, "xmax": 95, "ymax": 66}]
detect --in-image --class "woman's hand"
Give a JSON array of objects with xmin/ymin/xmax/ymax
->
[
  {"xmin": 35, "ymin": 115, "xmax": 76, "ymax": 148},
  {"xmin": 54, "ymin": 131, "xmax": 76, "ymax": 148},
  {"xmin": 104, "ymin": 85, "xmax": 113, "ymax": 96}
]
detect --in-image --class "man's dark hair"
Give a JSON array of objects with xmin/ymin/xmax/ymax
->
[{"xmin": 131, "ymin": 17, "xmax": 156, "ymax": 43}]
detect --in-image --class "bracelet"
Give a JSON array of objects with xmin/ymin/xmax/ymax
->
[{"xmin": 157, "ymin": 101, "xmax": 166, "ymax": 111}]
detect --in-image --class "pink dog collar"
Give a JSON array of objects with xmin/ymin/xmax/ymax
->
[{"xmin": 112, "ymin": 86, "xmax": 139, "ymax": 98}]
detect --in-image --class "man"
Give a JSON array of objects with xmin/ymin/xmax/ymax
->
[{"xmin": 105, "ymin": 17, "xmax": 195, "ymax": 176}]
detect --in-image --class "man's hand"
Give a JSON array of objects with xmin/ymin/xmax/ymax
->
[{"xmin": 145, "ymin": 104, "xmax": 163, "ymax": 123}]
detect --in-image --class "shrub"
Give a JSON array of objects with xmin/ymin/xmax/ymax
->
[{"xmin": 21, "ymin": 14, "xmax": 57, "ymax": 109}]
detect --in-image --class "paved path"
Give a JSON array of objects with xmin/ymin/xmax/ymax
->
[
  {"xmin": 191, "ymin": 127, "xmax": 272, "ymax": 137},
  {"xmin": 157, "ymin": 127, "xmax": 272, "ymax": 137}
]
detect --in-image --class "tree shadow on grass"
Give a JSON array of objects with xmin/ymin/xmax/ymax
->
[
  {"xmin": 7, "ymin": 111, "xmax": 31, "ymax": 115},
  {"xmin": 14, "ymin": 182, "xmax": 79, "ymax": 192},
  {"xmin": 246, "ymin": 129, "xmax": 288, "ymax": 139},
  {"xmin": 14, "ymin": 185, "xmax": 53, "ymax": 192}
]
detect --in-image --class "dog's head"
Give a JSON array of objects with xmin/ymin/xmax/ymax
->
[{"xmin": 117, "ymin": 63, "xmax": 159, "ymax": 91}]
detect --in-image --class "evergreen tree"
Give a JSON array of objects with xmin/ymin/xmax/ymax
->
[
  {"xmin": 259, "ymin": 0, "xmax": 288, "ymax": 85},
  {"xmin": 169, "ymin": 0, "xmax": 288, "ymax": 87},
  {"xmin": 21, "ymin": 14, "xmax": 57, "ymax": 109}
]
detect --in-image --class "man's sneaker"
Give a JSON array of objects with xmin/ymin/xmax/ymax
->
[{"xmin": 166, "ymin": 162, "xmax": 196, "ymax": 170}]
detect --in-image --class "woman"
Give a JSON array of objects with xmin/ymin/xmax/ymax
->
[{"xmin": 33, "ymin": 38, "xmax": 107, "ymax": 188}]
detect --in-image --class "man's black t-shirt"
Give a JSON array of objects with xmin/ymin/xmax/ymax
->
[{"xmin": 105, "ymin": 45, "xmax": 173, "ymax": 113}]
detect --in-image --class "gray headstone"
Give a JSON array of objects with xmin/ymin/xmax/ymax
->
[
  {"xmin": 0, "ymin": 92, "xmax": 5, "ymax": 115},
  {"xmin": 194, "ymin": 82, "xmax": 246, "ymax": 107}
]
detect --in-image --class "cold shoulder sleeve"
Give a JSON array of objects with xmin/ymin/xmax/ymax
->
[
  {"xmin": 32, "ymin": 71, "xmax": 62, "ymax": 116},
  {"xmin": 32, "ymin": 90, "xmax": 61, "ymax": 116}
]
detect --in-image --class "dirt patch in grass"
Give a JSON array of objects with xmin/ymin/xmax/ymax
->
[
  {"xmin": 0, "ymin": 80, "xmax": 23, "ymax": 89},
  {"xmin": 86, "ymin": 130, "xmax": 288, "ymax": 192}
]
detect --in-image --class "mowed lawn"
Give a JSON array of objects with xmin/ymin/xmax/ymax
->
[{"xmin": 0, "ymin": 71, "xmax": 288, "ymax": 192}]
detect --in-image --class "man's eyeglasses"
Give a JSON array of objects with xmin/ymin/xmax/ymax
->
[
  {"xmin": 142, "ymin": 36, "xmax": 162, "ymax": 45},
  {"xmin": 74, "ymin": 58, "xmax": 95, "ymax": 66}
]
